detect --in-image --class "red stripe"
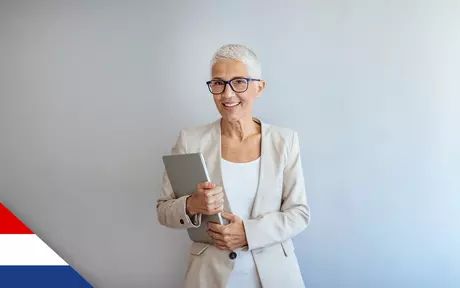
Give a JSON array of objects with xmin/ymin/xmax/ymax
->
[{"xmin": 0, "ymin": 203, "xmax": 34, "ymax": 234}]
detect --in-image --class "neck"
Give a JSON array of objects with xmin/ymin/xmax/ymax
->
[{"xmin": 221, "ymin": 115, "xmax": 260, "ymax": 141}]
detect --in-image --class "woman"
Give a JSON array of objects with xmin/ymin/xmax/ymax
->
[{"xmin": 157, "ymin": 44, "xmax": 310, "ymax": 288}]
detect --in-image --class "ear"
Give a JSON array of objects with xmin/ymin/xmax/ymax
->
[{"xmin": 255, "ymin": 80, "xmax": 266, "ymax": 98}]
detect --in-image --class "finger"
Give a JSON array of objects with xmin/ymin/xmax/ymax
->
[
  {"xmin": 206, "ymin": 194, "xmax": 223, "ymax": 204},
  {"xmin": 207, "ymin": 197, "xmax": 224, "ymax": 209},
  {"xmin": 196, "ymin": 181, "xmax": 216, "ymax": 190},
  {"xmin": 207, "ymin": 222, "xmax": 223, "ymax": 233},
  {"xmin": 205, "ymin": 187, "xmax": 223, "ymax": 198},
  {"xmin": 205, "ymin": 200, "xmax": 223, "ymax": 213},
  {"xmin": 214, "ymin": 241, "xmax": 231, "ymax": 250},
  {"xmin": 196, "ymin": 182, "xmax": 205, "ymax": 190},
  {"xmin": 213, "ymin": 239, "xmax": 229, "ymax": 247},
  {"xmin": 207, "ymin": 222, "xmax": 224, "ymax": 233},
  {"xmin": 215, "ymin": 244, "xmax": 228, "ymax": 251},
  {"xmin": 217, "ymin": 201, "xmax": 225, "ymax": 210},
  {"xmin": 207, "ymin": 230, "xmax": 224, "ymax": 241},
  {"xmin": 205, "ymin": 182, "xmax": 216, "ymax": 189},
  {"xmin": 221, "ymin": 211, "xmax": 237, "ymax": 222},
  {"xmin": 209, "ymin": 204, "xmax": 223, "ymax": 214},
  {"xmin": 201, "ymin": 192, "xmax": 222, "ymax": 209},
  {"xmin": 195, "ymin": 187, "xmax": 207, "ymax": 194}
]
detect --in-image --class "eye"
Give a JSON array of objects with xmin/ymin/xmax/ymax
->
[
  {"xmin": 212, "ymin": 80, "xmax": 225, "ymax": 86},
  {"xmin": 234, "ymin": 79, "xmax": 246, "ymax": 85}
]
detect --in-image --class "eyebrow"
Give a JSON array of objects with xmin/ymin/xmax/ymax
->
[{"xmin": 212, "ymin": 76, "xmax": 246, "ymax": 80}]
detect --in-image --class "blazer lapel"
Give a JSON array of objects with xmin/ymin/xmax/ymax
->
[{"xmin": 249, "ymin": 117, "xmax": 268, "ymax": 219}]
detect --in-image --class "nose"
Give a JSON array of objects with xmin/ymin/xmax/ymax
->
[{"xmin": 221, "ymin": 83, "xmax": 234, "ymax": 99}]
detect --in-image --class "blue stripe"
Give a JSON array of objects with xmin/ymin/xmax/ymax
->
[{"xmin": 0, "ymin": 266, "xmax": 92, "ymax": 288}]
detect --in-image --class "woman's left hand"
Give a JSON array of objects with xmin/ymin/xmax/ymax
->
[{"xmin": 207, "ymin": 212, "xmax": 248, "ymax": 251}]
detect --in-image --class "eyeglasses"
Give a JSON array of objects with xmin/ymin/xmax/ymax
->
[{"xmin": 206, "ymin": 77, "xmax": 261, "ymax": 94}]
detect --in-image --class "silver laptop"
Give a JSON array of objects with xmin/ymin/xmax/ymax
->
[{"xmin": 162, "ymin": 153, "xmax": 227, "ymax": 244}]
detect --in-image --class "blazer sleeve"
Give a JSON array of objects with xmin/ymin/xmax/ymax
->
[
  {"xmin": 156, "ymin": 130, "xmax": 202, "ymax": 229},
  {"xmin": 243, "ymin": 131, "xmax": 310, "ymax": 250}
]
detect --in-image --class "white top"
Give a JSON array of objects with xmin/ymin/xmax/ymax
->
[{"xmin": 221, "ymin": 157, "xmax": 262, "ymax": 288}]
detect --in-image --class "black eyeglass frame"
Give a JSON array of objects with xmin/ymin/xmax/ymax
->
[{"xmin": 206, "ymin": 77, "xmax": 261, "ymax": 94}]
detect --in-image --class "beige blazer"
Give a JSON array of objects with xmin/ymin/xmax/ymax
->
[{"xmin": 157, "ymin": 117, "xmax": 310, "ymax": 288}]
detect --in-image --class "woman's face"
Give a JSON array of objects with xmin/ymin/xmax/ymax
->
[{"xmin": 210, "ymin": 60, "xmax": 265, "ymax": 122}]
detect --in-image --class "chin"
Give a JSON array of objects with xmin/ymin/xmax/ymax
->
[{"xmin": 217, "ymin": 106, "xmax": 248, "ymax": 122}]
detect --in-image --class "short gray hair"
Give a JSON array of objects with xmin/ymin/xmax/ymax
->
[{"xmin": 211, "ymin": 44, "xmax": 262, "ymax": 78}]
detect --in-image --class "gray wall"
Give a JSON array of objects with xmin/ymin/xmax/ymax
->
[{"xmin": 1, "ymin": 1, "xmax": 459, "ymax": 287}]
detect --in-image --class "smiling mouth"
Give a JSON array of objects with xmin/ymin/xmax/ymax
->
[{"xmin": 222, "ymin": 102, "xmax": 241, "ymax": 108}]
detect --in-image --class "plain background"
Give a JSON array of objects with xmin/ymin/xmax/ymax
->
[{"xmin": 1, "ymin": 1, "xmax": 459, "ymax": 287}]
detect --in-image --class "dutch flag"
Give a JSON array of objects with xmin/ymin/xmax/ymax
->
[{"xmin": 0, "ymin": 202, "xmax": 93, "ymax": 287}]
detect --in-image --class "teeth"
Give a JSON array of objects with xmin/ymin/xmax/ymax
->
[{"xmin": 223, "ymin": 103, "xmax": 240, "ymax": 107}]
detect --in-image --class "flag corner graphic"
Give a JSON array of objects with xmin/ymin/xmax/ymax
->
[{"xmin": 0, "ymin": 202, "xmax": 93, "ymax": 287}]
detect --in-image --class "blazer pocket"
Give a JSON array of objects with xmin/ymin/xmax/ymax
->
[
  {"xmin": 281, "ymin": 239, "xmax": 295, "ymax": 257},
  {"xmin": 189, "ymin": 242, "xmax": 211, "ymax": 256}
]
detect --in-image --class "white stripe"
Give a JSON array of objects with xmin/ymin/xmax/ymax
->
[{"xmin": 0, "ymin": 235, "xmax": 68, "ymax": 266}]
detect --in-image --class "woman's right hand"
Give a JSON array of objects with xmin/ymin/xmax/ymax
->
[{"xmin": 186, "ymin": 182, "xmax": 224, "ymax": 216}]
